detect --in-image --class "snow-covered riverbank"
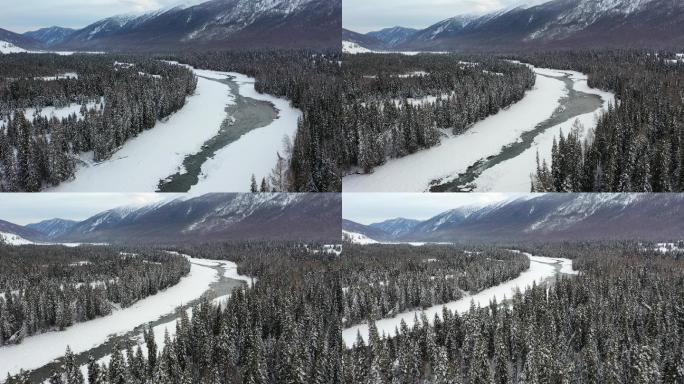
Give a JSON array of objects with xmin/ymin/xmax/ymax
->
[
  {"xmin": 50, "ymin": 67, "xmax": 235, "ymax": 192},
  {"xmin": 0, "ymin": 256, "xmax": 223, "ymax": 379},
  {"xmin": 71, "ymin": 256, "xmax": 254, "ymax": 381},
  {"xmin": 342, "ymin": 252, "xmax": 576, "ymax": 347},
  {"xmin": 343, "ymin": 65, "xmax": 568, "ymax": 192},
  {"xmin": 471, "ymin": 70, "xmax": 616, "ymax": 191},
  {"xmin": 189, "ymin": 72, "xmax": 302, "ymax": 193},
  {"xmin": 49, "ymin": 64, "xmax": 300, "ymax": 193}
]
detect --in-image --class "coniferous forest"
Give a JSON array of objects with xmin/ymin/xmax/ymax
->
[
  {"xmin": 11, "ymin": 240, "xmax": 681, "ymax": 384},
  {"xmin": 343, "ymin": 241, "xmax": 684, "ymax": 384},
  {"xmin": 529, "ymin": 50, "xmax": 684, "ymax": 192},
  {"xmin": 342, "ymin": 54, "xmax": 535, "ymax": 174},
  {"xmin": 0, "ymin": 54, "xmax": 197, "ymax": 192},
  {"xmin": 0, "ymin": 245, "xmax": 189, "ymax": 346},
  {"xmin": 0, "ymin": 50, "xmax": 342, "ymax": 192}
]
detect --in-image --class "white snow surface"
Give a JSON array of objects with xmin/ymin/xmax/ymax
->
[
  {"xmin": 471, "ymin": 70, "xmax": 616, "ymax": 192},
  {"xmin": 188, "ymin": 72, "xmax": 302, "ymax": 193},
  {"xmin": 50, "ymin": 64, "xmax": 298, "ymax": 192},
  {"xmin": 343, "ymin": 65, "xmax": 567, "ymax": 192},
  {"xmin": 50, "ymin": 65, "xmax": 235, "ymax": 192},
  {"xmin": 0, "ymin": 232, "xmax": 34, "ymax": 245},
  {"xmin": 0, "ymin": 231, "xmax": 106, "ymax": 248},
  {"xmin": 0, "ymin": 40, "xmax": 27, "ymax": 54},
  {"xmin": 343, "ymin": 230, "xmax": 378, "ymax": 244},
  {"xmin": 343, "ymin": 41, "xmax": 372, "ymax": 54},
  {"xmin": 342, "ymin": 252, "xmax": 575, "ymax": 347},
  {"xmin": 0, "ymin": 256, "xmax": 219, "ymax": 378}
]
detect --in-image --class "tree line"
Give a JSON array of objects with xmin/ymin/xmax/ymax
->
[
  {"xmin": 342, "ymin": 54, "xmax": 535, "ymax": 173},
  {"xmin": 16, "ymin": 241, "xmax": 345, "ymax": 384},
  {"xmin": 6, "ymin": 240, "xmax": 684, "ymax": 383},
  {"xmin": 344, "ymin": 241, "xmax": 684, "ymax": 383},
  {"xmin": 0, "ymin": 53, "xmax": 197, "ymax": 191},
  {"xmin": 0, "ymin": 245, "xmax": 189, "ymax": 347},
  {"xmin": 340, "ymin": 244, "xmax": 529, "ymax": 326},
  {"xmin": 526, "ymin": 50, "xmax": 684, "ymax": 192}
]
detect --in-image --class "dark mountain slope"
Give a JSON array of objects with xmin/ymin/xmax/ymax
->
[
  {"xmin": 55, "ymin": 0, "xmax": 340, "ymax": 51},
  {"xmin": 397, "ymin": 0, "xmax": 684, "ymax": 51},
  {"xmin": 345, "ymin": 194, "xmax": 684, "ymax": 242}
]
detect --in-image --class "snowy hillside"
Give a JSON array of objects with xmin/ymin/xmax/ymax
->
[
  {"xmin": 343, "ymin": 41, "xmax": 371, "ymax": 54},
  {"xmin": 0, "ymin": 40, "xmax": 27, "ymax": 54},
  {"xmin": 0, "ymin": 232, "xmax": 34, "ymax": 245},
  {"xmin": 342, "ymin": 230, "xmax": 378, "ymax": 244}
]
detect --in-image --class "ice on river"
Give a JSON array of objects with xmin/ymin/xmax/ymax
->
[{"xmin": 342, "ymin": 252, "xmax": 576, "ymax": 347}]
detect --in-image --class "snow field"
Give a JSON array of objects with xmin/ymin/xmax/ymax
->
[
  {"xmin": 189, "ymin": 72, "xmax": 302, "ymax": 193},
  {"xmin": 342, "ymin": 41, "xmax": 371, "ymax": 54},
  {"xmin": 343, "ymin": 230, "xmax": 379, "ymax": 244},
  {"xmin": 343, "ymin": 68, "xmax": 567, "ymax": 192},
  {"xmin": 0, "ymin": 232, "xmax": 34, "ymax": 245},
  {"xmin": 342, "ymin": 252, "xmax": 576, "ymax": 347},
  {"xmin": 0, "ymin": 40, "xmax": 27, "ymax": 54},
  {"xmin": 0, "ymin": 257, "xmax": 219, "ymax": 378},
  {"xmin": 0, "ymin": 231, "xmax": 106, "ymax": 247},
  {"xmin": 471, "ymin": 70, "xmax": 616, "ymax": 191}
]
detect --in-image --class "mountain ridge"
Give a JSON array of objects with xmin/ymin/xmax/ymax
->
[
  {"xmin": 5, "ymin": 0, "xmax": 340, "ymax": 52},
  {"xmin": 346, "ymin": 0, "xmax": 684, "ymax": 51},
  {"xmin": 343, "ymin": 194, "xmax": 684, "ymax": 242},
  {"xmin": 1, "ymin": 194, "xmax": 341, "ymax": 244}
]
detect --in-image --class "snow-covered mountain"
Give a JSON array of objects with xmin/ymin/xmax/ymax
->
[
  {"xmin": 36, "ymin": 193, "xmax": 342, "ymax": 243},
  {"xmin": 0, "ymin": 219, "xmax": 45, "ymax": 241},
  {"xmin": 0, "ymin": 28, "xmax": 42, "ymax": 53},
  {"xmin": 23, "ymin": 26, "xmax": 76, "ymax": 46},
  {"xmin": 342, "ymin": 28, "xmax": 385, "ymax": 50},
  {"xmin": 25, "ymin": 218, "xmax": 78, "ymax": 238},
  {"xmin": 366, "ymin": 27, "xmax": 419, "ymax": 48},
  {"xmin": 368, "ymin": 218, "xmax": 421, "ymax": 237},
  {"xmin": 344, "ymin": 194, "xmax": 684, "ymax": 242},
  {"xmin": 375, "ymin": 0, "xmax": 684, "ymax": 50},
  {"xmin": 46, "ymin": 0, "xmax": 339, "ymax": 51}
]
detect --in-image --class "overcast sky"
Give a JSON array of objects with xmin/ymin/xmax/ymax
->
[
  {"xmin": 344, "ymin": 0, "xmax": 549, "ymax": 33},
  {"xmin": 343, "ymin": 193, "xmax": 530, "ymax": 225},
  {"xmin": 0, "ymin": 0, "xmax": 205, "ymax": 33},
  {"xmin": 0, "ymin": 193, "xmax": 179, "ymax": 225}
]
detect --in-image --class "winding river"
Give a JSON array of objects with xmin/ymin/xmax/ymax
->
[
  {"xmin": 157, "ymin": 75, "xmax": 278, "ymax": 192},
  {"xmin": 0, "ymin": 256, "xmax": 249, "ymax": 383},
  {"xmin": 341, "ymin": 251, "xmax": 576, "ymax": 347},
  {"xmin": 343, "ymin": 65, "xmax": 615, "ymax": 193},
  {"xmin": 431, "ymin": 73, "xmax": 603, "ymax": 191}
]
